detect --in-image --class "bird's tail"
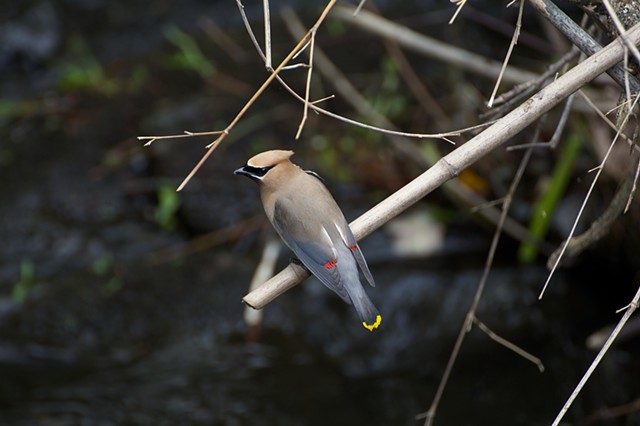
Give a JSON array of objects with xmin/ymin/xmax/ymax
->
[{"xmin": 349, "ymin": 285, "xmax": 382, "ymax": 332}]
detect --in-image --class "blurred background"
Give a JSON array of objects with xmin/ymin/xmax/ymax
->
[{"xmin": 1, "ymin": 0, "xmax": 639, "ymax": 425}]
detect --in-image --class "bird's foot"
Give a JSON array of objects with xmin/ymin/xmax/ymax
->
[{"xmin": 289, "ymin": 257, "xmax": 309, "ymax": 272}]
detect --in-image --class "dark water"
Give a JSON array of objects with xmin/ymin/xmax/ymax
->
[{"xmin": 1, "ymin": 1, "xmax": 639, "ymax": 425}]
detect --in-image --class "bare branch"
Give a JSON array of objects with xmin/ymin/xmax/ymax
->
[
  {"xmin": 625, "ymin": 145, "xmax": 640, "ymax": 212},
  {"xmin": 473, "ymin": 317, "xmax": 545, "ymax": 372},
  {"xmin": 578, "ymin": 90, "xmax": 640, "ymax": 150},
  {"xmin": 488, "ymin": 0, "xmax": 525, "ymax": 107},
  {"xmin": 137, "ymin": 130, "xmax": 226, "ymax": 146},
  {"xmin": 236, "ymin": 0, "xmax": 267, "ymax": 61},
  {"xmin": 263, "ymin": 0, "xmax": 272, "ymax": 69},
  {"xmin": 353, "ymin": 0, "xmax": 367, "ymax": 16},
  {"xmin": 449, "ymin": 0, "xmax": 468, "ymax": 25},
  {"xmin": 295, "ymin": 28, "xmax": 316, "ymax": 139}
]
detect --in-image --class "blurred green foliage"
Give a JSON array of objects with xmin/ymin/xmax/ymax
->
[
  {"xmin": 57, "ymin": 57, "xmax": 119, "ymax": 94},
  {"xmin": 370, "ymin": 56, "xmax": 409, "ymax": 120},
  {"xmin": 11, "ymin": 260, "xmax": 36, "ymax": 304},
  {"xmin": 92, "ymin": 253, "xmax": 124, "ymax": 296},
  {"xmin": 164, "ymin": 25, "xmax": 216, "ymax": 78},
  {"xmin": 155, "ymin": 183, "xmax": 181, "ymax": 231},
  {"xmin": 92, "ymin": 253, "xmax": 114, "ymax": 276},
  {"xmin": 56, "ymin": 37, "xmax": 148, "ymax": 95}
]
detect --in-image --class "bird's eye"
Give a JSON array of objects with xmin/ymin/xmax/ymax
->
[{"xmin": 244, "ymin": 165, "xmax": 274, "ymax": 177}]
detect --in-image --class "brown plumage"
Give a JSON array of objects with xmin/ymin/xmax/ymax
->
[{"xmin": 235, "ymin": 150, "xmax": 381, "ymax": 331}]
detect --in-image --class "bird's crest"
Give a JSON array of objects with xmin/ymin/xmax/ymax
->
[{"xmin": 247, "ymin": 150, "xmax": 294, "ymax": 168}]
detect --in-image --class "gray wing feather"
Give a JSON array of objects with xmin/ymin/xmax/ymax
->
[
  {"xmin": 337, "ymin": 224, "xmax": 376, "ymax": 288},
  {"xmin": 272, "ymin": 201, "xmax": 350, "ymax": 303}
]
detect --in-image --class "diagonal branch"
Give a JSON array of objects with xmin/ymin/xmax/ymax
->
[{"xmin": 488, "ymin": 0, "xmax": 525, "ymax": 107}]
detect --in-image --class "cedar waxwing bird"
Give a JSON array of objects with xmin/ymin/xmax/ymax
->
[{"xmin": 234, "ymin": 150, "xmax": 382, "ymax": 331}]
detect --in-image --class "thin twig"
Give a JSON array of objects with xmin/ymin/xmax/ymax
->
[
  {"xmin": 353, "ymin": 0, "xmax": 367, "ymax": 16},
  {"xmin": 540, "ymin": 92, "xmax": 640, "ymax": 299},
  {"xmin": 625, "ymin": 147, "xmax": 640, "ymax": 213},
  {"xmin": 237, "ymin": 0, "xmax": 267, "ymax": 61},
  {"xmin": 483, "ymin": 49, "xmax": 582, "ymax": 123},
  {"xmin": 295, "ymin": 28, "xmax": 316, "ymax": 139},
  {"xmin": 583, "ymin": 398, "xmax": 640, "ymax": 424},
  {"xmin": 263, "ymin": 0, "xmax": 272, "ymax": 70},
  {"xmin": 488, "ymin": 0, "xmax": 524, "ymax": 108},
  {"xmin": 547, "ymin": 145, "xmax": 639, "ymax": 267},
  {"xmin": 577, "ymin": 90, "xmax": 639, "ymax": 150},
  {"xmin": 490, "ymin": 46, "xmax": 579, "ymax": 109},
  {"xmin": 138, "ymin": 130, "xmax": 226, "ymax": 146},
  {"xmin": 550, "ymin": 284, "xmax": 640, "ymax": 426},
  {"xmin": 473, "ymin": 317, "xmax": 545, "ymax": 372},
  {"xmin": 548, "ymin": 91, "xmax": 576, "ymax": 148},
  {"xmin": 449, "ymin": 0, "xmax": 468, "ymax": 25},
  {"xmin": 469, "ymin": 197, "xmax": 506, "ymax": 213}
]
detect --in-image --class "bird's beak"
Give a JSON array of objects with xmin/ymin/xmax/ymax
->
[{"xmin": 234, "ymin": 166, "xmax": 250, "ymax": 177}]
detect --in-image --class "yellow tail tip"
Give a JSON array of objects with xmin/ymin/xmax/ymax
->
[{"xmin": 362, "ymin": 314, "xmax": 382, "ymax": 331}]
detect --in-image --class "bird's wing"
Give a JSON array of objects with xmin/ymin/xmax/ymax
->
[
  {"xmin": 334, "ymin": 222, "xmax": 376, "ymax": 288},
  {"xmin": 272, "ymin": 200, "xmax": 350, "ymax": 303}
]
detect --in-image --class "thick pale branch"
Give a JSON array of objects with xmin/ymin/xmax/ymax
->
[{"xmin": 242, "ymin": 22, "xmax": 640, "ymax": 309}]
